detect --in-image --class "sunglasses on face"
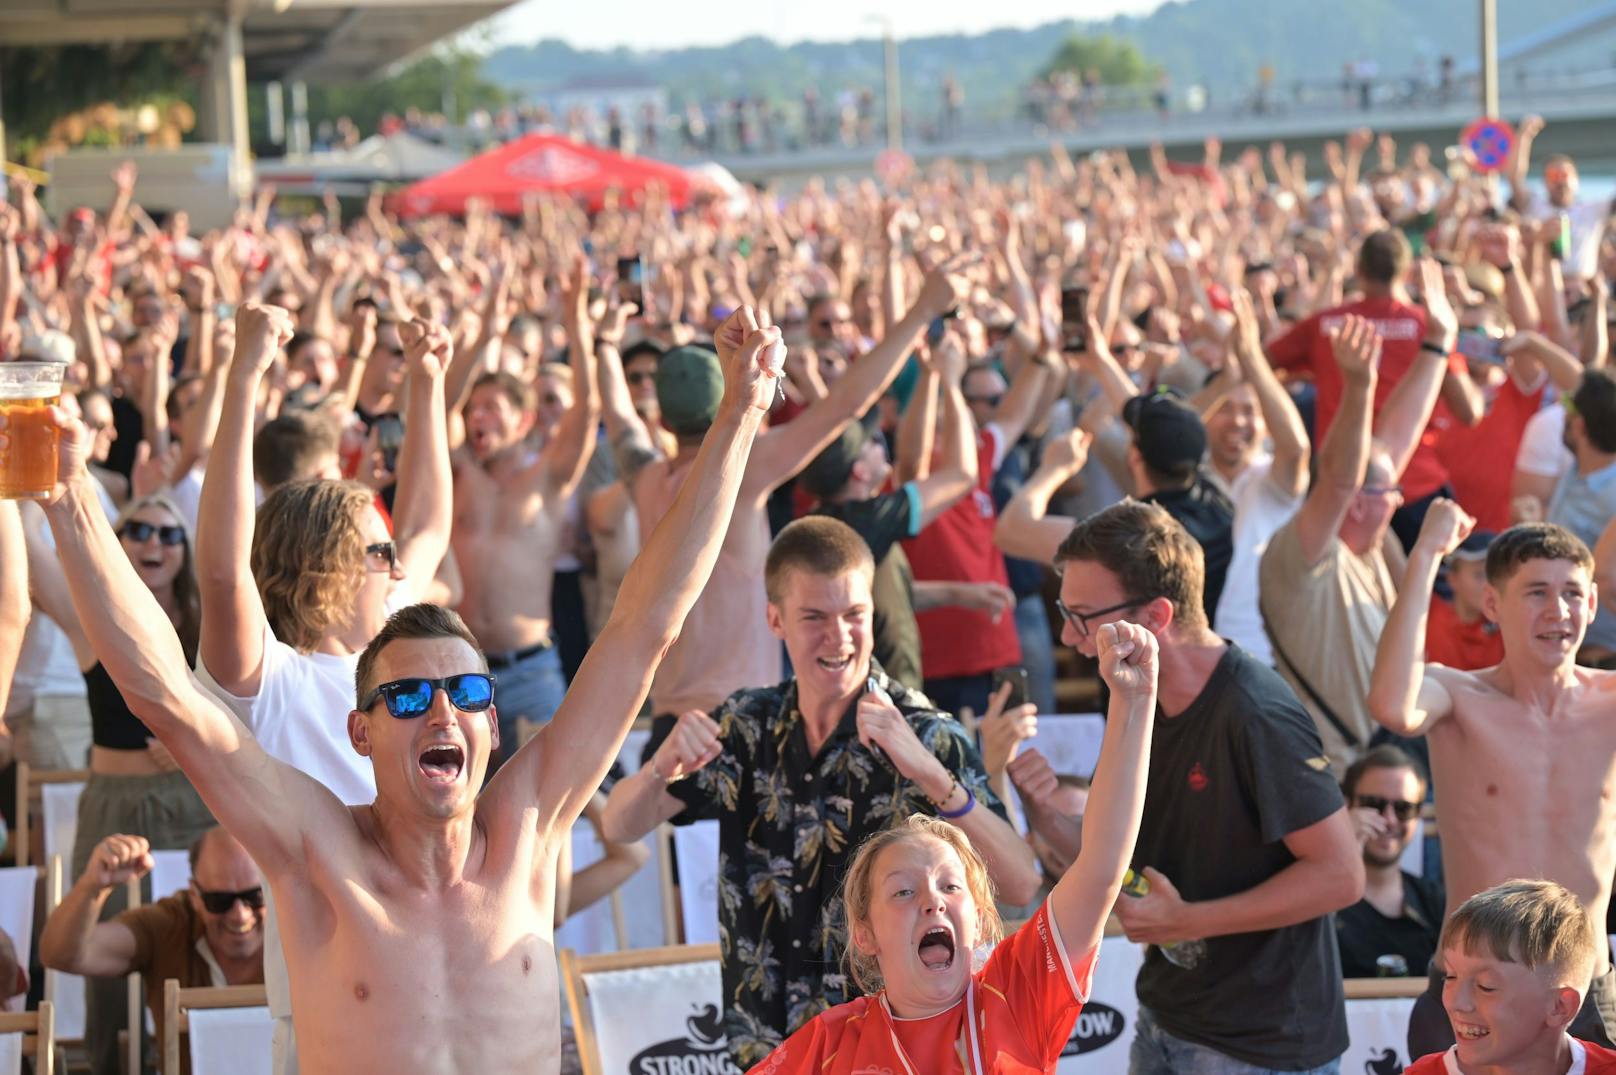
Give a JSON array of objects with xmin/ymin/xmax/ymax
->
[
  {"xmin": 1054, "ymin": 596, "xmax": 1151, "ymax": 637},
  {"xmin": 361, "ymin": 673, "xmax": 496, "ymax": 719},
  {"xmin": 195, "ymin": 884, "xmax": 265, "ymax": 915},
  {"xmin": 365, "ymin": 541, "xmax": 396, "ymax": 573},
  {"xmin": 1355, "ymin": 795, "xmax": 1421, "ymax": 822},
  {"xmin": 120, "ymin": 522, "xmax": 186, "ymax": 546}
]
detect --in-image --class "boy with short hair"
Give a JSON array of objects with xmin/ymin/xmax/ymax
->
[
  {"xmin": 1425, "ymin": 529, "xmax": 1503, "ymax": 671},
  {"xmin": 1404, "ymin": 878, "xmax": 1616, "ymax": 1073}
]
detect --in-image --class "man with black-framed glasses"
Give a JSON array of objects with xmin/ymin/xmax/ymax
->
[
  {"xmin": 41, "ymin": 827, "xmax": 265, "ymax": 1073},
  {"xmin": 1009, "ymin": 498, "xmax": 1362, "ymax": 1075}
]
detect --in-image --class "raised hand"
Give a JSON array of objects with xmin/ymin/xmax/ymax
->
[
  {"xmin": 1327, "ymin": 314, "xmax": 1382, "ymax": 386},
  {"xmin": 1415, "ymin": 497, "xmax": 1475, "ymax": 559},
  {"xmin": 233, "ymin": 302, "xmax": 296, "ymax": 379},
  {"xmin": 1415, "ymin": 256, "xmax": 1458, "ymax": 349},
  {"xmin": 978, "ymin": 681, "xmax": 1038, "ymax": 782},
  {"xmin": 713, "ymin": 306, "xmax": 784, "ymax": 416},
  {"xmin": 1006, "ymin": 748, "xmax": 1061, "ymax": 808},
  {"xmin": 400, "ymin": 318, "xmax": 451, "ymax": 379},
  {"xmin": 913, "ymin": 251, "xmax": 981, "ymax": 319},
  {"xmin": 1094, "ymin": 621, "xmax": 1158, "ymax": 704},
  {"xmin": 930, "ymin": 326, "xmax": 969, "ymax": 385},
  {"xmin": 1034, "ymin": 432, "xmax": 1087, "ymax": 484},
  {"xmin": 648, "ymin": 710, "xmax": 723, "ymax": 783},
  {"xmin": 86, "ymin": 833, "xmax": 153, "ymax": 889}
]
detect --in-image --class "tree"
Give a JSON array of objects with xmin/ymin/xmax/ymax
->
[
  {"xmin": 303, "ymin": 49, "xmax": 508, "ymax": 133},
  {"xmin": 1040, "ymin": 34, "xmax": 1159, "ymax": 84}
]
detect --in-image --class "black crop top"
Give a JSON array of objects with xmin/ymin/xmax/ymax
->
[{"xmin": 84, "ymin": 662, "xmax": 154, "ymax": 751}]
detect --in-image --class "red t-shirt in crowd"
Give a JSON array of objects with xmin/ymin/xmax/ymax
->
[
  {"xmin": 902, "ymin": 427, "xmax": 1021, "ymax": 680},
  {"xmin": 1267, "ymin": 295, "xmax": 1465, "ymax": 502},
  {"xmin": 1403, "ymin": 1038, "xmax": 1616, "ymax": 1073},
  {"xmin": 1434, "ymin": 372, "xmax": 1546, "ymax": 532},
  {"xmin": 1425, "ymin": 595, "xmax": 1503, "ymax": 671},
  {"xmin": 747, "ymin": 902, "xmax": 1094, "ymax": 1075}
]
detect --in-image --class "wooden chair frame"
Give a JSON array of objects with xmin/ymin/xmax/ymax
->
[
  {"xmin": 1343, "ymin": 977, "xmax": 1428, "ymax": 999},
  {"xmin": 560, "ymin": 943, "xmax": 720, "ymax": 1075},
  {"xmin": 0, "ymin": 1001, "xmax": 56, "ymax": 1075},
  {"xmin": 160, "ymin": 982, "xmax": 268, "ymax": 1075},
  {"xmin": 12, "ymin": 765, "xmax": 90, "ymax": 869}
]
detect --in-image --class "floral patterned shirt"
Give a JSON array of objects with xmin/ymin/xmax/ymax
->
[{"xmin": 664, "ymin": 662, "xmax": 1005, "ymax": 1066}]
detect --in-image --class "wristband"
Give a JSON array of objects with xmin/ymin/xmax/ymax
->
[
  {"xmin": 1499, "ymin": 261, "xmax": 1516, "ymax": 274},
  {"xmin": 645, "ymin": 760, "xmax": 675, "ymax": 785},
  {"xmin": 1419, "ymin": 340, "xmax": 1449, "ymax": 356},
  {"xmin": 938, "ymin": 785, "xmax": 976, "ymax": 820}
]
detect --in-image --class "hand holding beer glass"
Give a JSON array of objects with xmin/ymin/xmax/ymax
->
[{"xmin": 0, "ymin": 358, "xmax": 68, "ymax": 500}]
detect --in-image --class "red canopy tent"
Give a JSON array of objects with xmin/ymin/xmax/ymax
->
[{"xmin": 392, "ymin": 133, "xmax": 695, "ymax": 217}]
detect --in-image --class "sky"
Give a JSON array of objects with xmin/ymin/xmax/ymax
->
[{"xmin": 486, "ymin": 0, "xmax": 1166, "ymax": 52}]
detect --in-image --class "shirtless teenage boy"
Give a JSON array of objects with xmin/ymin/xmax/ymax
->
[
  {"xmin": 1369, "ymin": 504, "xmax": 1616, "ymax": 1051},
  {"xmin": 19, "ymin": 308, "xmax": 780, "ymax": 1073},
  {"xmin": 608, "ymin": 254, "xmax": 975, "ymax": 720}
]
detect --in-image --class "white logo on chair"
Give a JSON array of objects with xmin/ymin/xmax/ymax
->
[{"xmin": 505, "ymin": 145, "xmax": 600, "ymax": 185}]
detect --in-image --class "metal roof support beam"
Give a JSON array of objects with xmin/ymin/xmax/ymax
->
[{"xmin": 197, "ymin": 13, "xmax": 252, "ymax": 203}]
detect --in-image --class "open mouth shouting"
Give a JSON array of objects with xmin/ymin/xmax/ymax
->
[
  {"xmin": 418, "ymin": 742, "xmax": 466, "ymax": 784},
  {"xmin": 917, "ymin": 925, "xmax": 956, "ymax": 972},
  {"xmin": 816, "ymin": 653, "xmax": 854, "ymax": 674}
]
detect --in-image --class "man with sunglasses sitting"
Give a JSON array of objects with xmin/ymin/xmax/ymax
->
[
  {"xmin": 1333, "ymin": 745, "xmax": 1443, "ymax": 979},
  {"xmin": 26, "ymin": 305, "xmax": 781, "ymax": 1073},
  {"xmin": 41, "ymin": 828, "xmax": 265, "ymax": 1070}
]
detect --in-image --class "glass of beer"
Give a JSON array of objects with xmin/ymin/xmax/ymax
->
[{"xmin": 0, "ymin": 361, "xmax": 67, "ymax": 500}]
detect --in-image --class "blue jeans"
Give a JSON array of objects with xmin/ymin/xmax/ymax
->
[
  {"xmin": 1129, "ymin": 1007, "xmax": 1341, "ymax": 1075},
  {"xmin": 490, "ymin": 643, "xmax": 565, "ymax": 759}
]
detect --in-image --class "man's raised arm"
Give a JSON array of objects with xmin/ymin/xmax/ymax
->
[
  {"xmin": 513, "ymin": 307, "xmax": 778, "ymax": 834},
  {"xmin": 745, "ymin": 254, "xmax": 974, "ymax": 492},
  {"xmin": 13, "ymin": 406, "xmax": 345, "ymax": 878},
  {"xmin": 1367, "ymin": 500, "xmax": 1468, "ymax": 737},
  {"xmin": 195, "ymin": 304, "xmax": 295, "ymax": 696},
  {"xmin": 388, "ymin": 319, "xmax": 453, "ymax": 604}
]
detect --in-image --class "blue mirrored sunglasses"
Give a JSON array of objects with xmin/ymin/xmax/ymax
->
[{"xmin": 361, "ymin": 674, "xmax": 496, "ymax": 719}]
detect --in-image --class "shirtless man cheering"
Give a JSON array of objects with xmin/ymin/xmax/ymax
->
[
  {"xmin": 1369, "ymin": 503, "xmax": 1616, "ymax": 1051},
  {"xmin": 15, "ymin": 307, "xmax": 780, "ymax": 1073},
  {"xmin": 447, "ymin": 256, "xmax": 600, "ymax": 751},
  {"xmin": 609, "ymin": 253, "xmax": 976, "ymax": 722}
]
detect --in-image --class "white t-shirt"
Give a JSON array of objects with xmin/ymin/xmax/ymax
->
[
  {"xmin": 1527, "ymin": 192, "xmax": 1613, "ymax": 279},
  {"xmin": 194, "ymin": 622, "xmax": 377, "ymax": 806},
  {"xmin": 1514, "ymin": 401, "xmax": 1573, "ymax": 480},
  {"xmin": 1214, "ymin": 454, "xmax": 1303, "ymax": 667}
]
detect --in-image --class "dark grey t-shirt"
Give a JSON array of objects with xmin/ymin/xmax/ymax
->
[{"xmin": 1132, "ymin": 643, "xmax": 1349, "ymax": 1068}]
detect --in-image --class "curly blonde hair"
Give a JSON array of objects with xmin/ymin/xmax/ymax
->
[
  {"xmin": 251, "ymin": 479, "xmax": 374, "ymax": 653},
  {"xmin": 841, "ymin": 814, "xmax": 1003, "ymax": 994}
]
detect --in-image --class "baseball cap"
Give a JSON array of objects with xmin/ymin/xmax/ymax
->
[
  {"xmin": 798, "ymin": 412, "xmax": 879, "ymax": 500},
  {"xmin": 1447, "ymin": 529, "xmax": 1495, "ymax": 564},
  {"xmin": 655, "ymin": 345, "xmax": 724, "ymax": 435},
  {"xmin": 1123, "ymin": 388, "xmax": 1206, "ymax": 478}
]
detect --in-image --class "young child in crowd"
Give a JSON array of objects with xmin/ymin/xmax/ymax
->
[
  {"xmin": 1405, "ymin": 879, "xmax": 1616, "ymax": 1074},
  {"xmin": 1425, "ymin": 530, "xmax": 1503, "ymax": 671},
  {"xmin": 747, "ymin": 620, "xmax": 1156, "ymax": 1074}
]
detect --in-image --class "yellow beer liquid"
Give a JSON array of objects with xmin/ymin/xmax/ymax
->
[{"xmin": 0, "ymin": 394, "xmax": 60, "ymax": 499}]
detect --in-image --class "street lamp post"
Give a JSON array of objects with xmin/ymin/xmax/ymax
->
[
  {"xmin": 865, "ymin": 15, "xmax": 902, "ymax": 151},
  {"xmin": 1480, "ymin": 0, "xmax": 1499, "ymax": 118}
]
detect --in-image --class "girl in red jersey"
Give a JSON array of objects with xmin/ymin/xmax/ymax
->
[{"xmin": 748, "ymin": 621, "xmax": 1157, "ymax": 1075}]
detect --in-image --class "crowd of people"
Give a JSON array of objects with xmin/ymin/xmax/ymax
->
[{"xmin": 0, "ymin": 107, "xmax": 1614, "ymax": 1075}]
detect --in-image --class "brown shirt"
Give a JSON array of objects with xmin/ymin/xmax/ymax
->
[{"xmin": 115, "ymin": 893, "xmax": 265, "ymax": 1063}]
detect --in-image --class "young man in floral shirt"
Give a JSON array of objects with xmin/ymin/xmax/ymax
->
[{"xmin": 602, "ymin": 516, "xmax": 1040, "ymax": 1065}]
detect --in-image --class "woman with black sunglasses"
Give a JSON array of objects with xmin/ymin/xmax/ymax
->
[{"xmin": 24, "ymin": 491, "xmax": 215, "ymax": 1072}]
